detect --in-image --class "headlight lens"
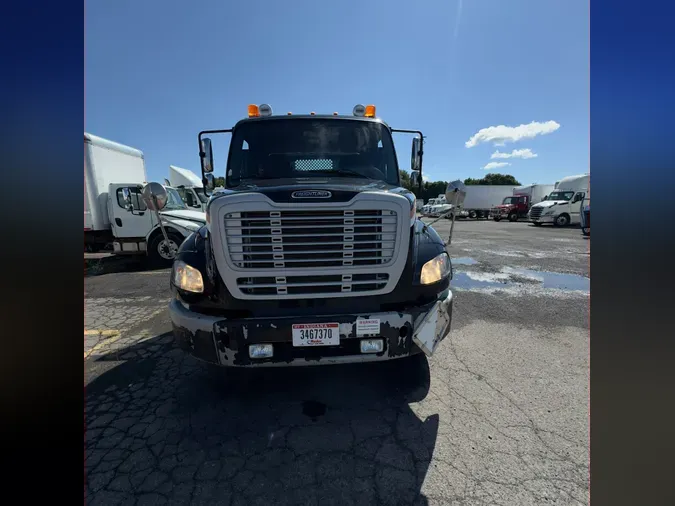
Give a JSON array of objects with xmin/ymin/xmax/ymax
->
[
  {"xmin": 420, "ymin": 253, "xmax": 451, "ymax": 285},
  {"xmin": 173, "ymin": 260, "xmax": 204, "ymax": 293}
]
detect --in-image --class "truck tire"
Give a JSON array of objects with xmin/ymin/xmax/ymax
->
[
  {"xmin": 493, "ymin": 216, "xmax": 501, "ymax": 222},
  {"xmin": 508, "ymin": 212, "xmax": 518, "ymax": 222},
  {"xmin": 581, "ymin": 227, "xmax": 590, "ymax": 236},
  {"xmin": 469, "ymin": 210, "xmax": 477, "ymax": 219},
  {"xmin": 533, "ymin": 222, "xmax": 543, "ymax": 227},
  {"xmin": 554, "ymin": 214, "xmax": 570, "ymax": 227},
  {"xmin": 148, "ymin": 231, "xmax": 183, "ymax": 267}
]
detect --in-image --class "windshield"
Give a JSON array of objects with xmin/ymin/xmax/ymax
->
[
  {"xmin": 502, "ymin": 197, "xmax": 517, "ymax": 205},
  {"xmin": 164, "ymin": 188, "xmax": 188, "ymax": 210},
  {"xmin": 226, "ymin": 118, "xmax": 400, "ymax": 187},
  {"xmin": 545, "ymin": 191, "xmax": 574, "ymax": 201},
  {"xmin": 194, "ymin": 187, "xmax": 209, "ymax": 203}
]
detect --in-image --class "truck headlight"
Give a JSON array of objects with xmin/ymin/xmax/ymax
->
[
  {"xmin": 173, "ymin": 260, "xmax": 204, "ymax": 293},
  {"xmin": 420, "ymin": 253, "xmax": 452, "ymax": 285}
]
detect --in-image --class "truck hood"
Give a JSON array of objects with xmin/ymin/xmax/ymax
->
[
  {"xmin": 160, "ymin": 209, "xmax": 206, "ymax": 224},
  {"xmin": 532, "ymin": 200, "xmax": 567, "ymax": 209},
  {"xmin": 210, "ymin": 177, "xmax": 414, "ymax": 204}
]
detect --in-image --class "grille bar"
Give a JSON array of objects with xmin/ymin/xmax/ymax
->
[
  {"xmin": 225, "ymin": 214, "xmax": 391, "ymax": 222},
  {"xmin": 237, "ymin": 279, "xmax": 387, "ymax": 288},
  {"xmin": 225, "ymin": 231, "xmax": 395, "ymax": 238}
]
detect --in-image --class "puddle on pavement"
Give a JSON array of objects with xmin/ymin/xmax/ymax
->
[
  {"xmin": 452, "ymin": 257, "xmax": 479, "ymax": 265},
  {"xmin": 452, "ymin": 267, "xmax": 589, "ymax": 293}
]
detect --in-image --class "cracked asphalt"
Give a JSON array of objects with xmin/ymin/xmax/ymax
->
[{"xmin": 85, "ymin": 220, "xmax": 589, "ymax": 505}]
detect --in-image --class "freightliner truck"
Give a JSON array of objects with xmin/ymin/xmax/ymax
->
[{"xmin": 158, "ymin": 104, "xmax": 454, "ymax": 380}]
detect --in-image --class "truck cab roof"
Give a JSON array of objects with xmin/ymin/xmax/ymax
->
[{"xmin": 232, "ymin": 114, "xmax": 390, "ymax": 130}]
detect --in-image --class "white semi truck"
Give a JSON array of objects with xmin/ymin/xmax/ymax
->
[
  {"xmin": 528, "ymin": 174, "xmax": 589, "ymax": 227},
  {"xmin": 84, "ymin": 133, "xmax": 206, "ymax": 265},
  {"xmin": 167, "ymin": 165, "xmax": 209, "ymax": 212}
]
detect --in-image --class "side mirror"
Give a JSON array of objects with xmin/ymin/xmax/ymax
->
[
  {"xmin": 410, "ymin": 171, "xmax": 421, "ymax": 187},
  {"xmin": 200, "ymin": 138, "xmax": 214, "ymax": 174},
  {"xmin": 141, "ymin": 182, "xmax": 168, "ymax": 211},
  {"xmin": 203, "ymin": 173, "xmax": 216, "ymax": 191},
  {"xmin": 411, "ymin": 137, "xmax": 422, "ymax": 172},
  {"xmin": 121, "ymin": 187, "xmax": 133, "ymax": 211}
]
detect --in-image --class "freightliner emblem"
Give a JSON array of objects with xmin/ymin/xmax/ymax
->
[{"xmin": 291, "ymin": 190, "xmax": 332, "ymax": 199}]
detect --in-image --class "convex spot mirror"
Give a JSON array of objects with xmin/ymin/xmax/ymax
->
[{"xmin": 142, "ymin": 182, "xmax": 168, "ymax": 211}]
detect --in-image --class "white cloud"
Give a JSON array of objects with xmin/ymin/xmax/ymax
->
[
  {"xmin": 482, "ymin": 162, "xmax": 511, "ymax": 170},
  {"xmin": 491, "ymin": 148, "xmax": 538, "ymax": 160},
  {"xmin": 465, "ymin": 120, "xmax": 560, "ymax": 148},
  {"xmin": 422, "ymin": 174, "xmax": 430, "ymax": 182}
]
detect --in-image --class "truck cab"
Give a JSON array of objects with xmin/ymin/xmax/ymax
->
[
  {"xmin": 108, "ymin": 183, "xmax": 206, "ymax": 262},
  {"xmin": 168, "ymin": 165, "xmax": 210, "ymax": 212},
  {"xmin": 492, "ymin": 194, "xmax": 530, "ymax": 222},
  {"xmin": 166, "ymin": 104, "xmax": 454, "ymax": 375},
  {"xmin": 529, "ymin": 174, "xmax": 589, "ymax": 227}
]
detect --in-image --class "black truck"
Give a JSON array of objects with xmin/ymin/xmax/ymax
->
[{"xmin": 163, "ymin": 103, "xmax": 454, "ymax": 378}]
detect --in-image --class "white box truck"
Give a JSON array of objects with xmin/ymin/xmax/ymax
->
[
  {"xmin": 460, "ymin": 185, "xmax": 514, "ymax": 219},
  {"xmin": 167, "ymin": 165, "xmax": 209, "ymax": 212},
  {"xmin": 84, "ymin": 133, "xmax": 206, "ymax": 265},
  {"xmin": 529, "ymin": 174, "xmax": 589, "ymax": 227}
]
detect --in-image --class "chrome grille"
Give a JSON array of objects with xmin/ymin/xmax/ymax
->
[
  {"xmin": 529, "ymin": 207, "xmax": 543, "ymax": 219},
  {"xmin": 224, "ymin": 209, "xmax": 398, "ymax": 270},
  {"xmin": 237, "ymin": 273, "xmax": 389, "ymax": 296}
]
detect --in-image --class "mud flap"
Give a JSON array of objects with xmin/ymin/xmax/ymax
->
[{"xmin": 412, "ymin": 292, "xmax": 453, "ymax": 357}]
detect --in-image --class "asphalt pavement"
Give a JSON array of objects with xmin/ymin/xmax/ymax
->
[{"xmin": 85, "ymin": 219, "xmax": 589, "ymax": 505}]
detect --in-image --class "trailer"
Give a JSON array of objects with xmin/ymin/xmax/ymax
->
[{"xmin": 460, "ymin": 185, "xmax": 514, "ymax": 219}]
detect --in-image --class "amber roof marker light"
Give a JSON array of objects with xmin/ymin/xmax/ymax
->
[{"xmin": 248, "ymin": 104, "xmax": 260, "ymax": 118}]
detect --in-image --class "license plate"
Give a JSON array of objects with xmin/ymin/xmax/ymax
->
[{"xmin": 292, "ymin": 323, "xmax": 339, "ymax": 347}]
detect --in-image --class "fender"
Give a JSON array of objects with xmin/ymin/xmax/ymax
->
[{"xmin": 144, "ymin": 217, "xmax": 204, "ymax": 244}]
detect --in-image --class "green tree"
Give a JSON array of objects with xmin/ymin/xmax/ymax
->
[
  {"xmin": 464, "ymin": 173, "xmax": 521, "ymax": 186},
  {"xmin": 399, "ymin": 170, "xmax": 412, "ymax": 190},
  {"xmin": 214, "ymin": 177, "xmax": 225, "ymax": 187}
]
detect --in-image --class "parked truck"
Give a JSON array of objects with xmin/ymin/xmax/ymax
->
[
  {"xmin": 168, "ymin": 165, "xmax": 209, "ymax": 212},
  {"xmin": 490, "ymin": 183, "xmax": 555, "ymax": 222},
  {"xmin": 529, "ymin": 173, "xmax": 589, "ymax": 227},
  {"xmin": 460, "ymin": 185, "xmax": 514, "ymax": 219},
  {"xmin": 84, "ymin": 133, "xmax": 207, "ymax": 265},
  {"xmin": 161, "ymin": 103, "xmax": 454, "ymax": 378},
  {"xmin": 580, "ymin": 183, "xmax": 590, "ymax": 236}
]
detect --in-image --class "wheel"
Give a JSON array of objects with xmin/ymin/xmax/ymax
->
[
  {"xmin": 469, "ymin": 210, "xmax": 477, "ymax": 219},
  {"xmin": 554, "ymin": 214, "xmax": 570, "ymax": 227},
  {"xmin": 493, "ymin": 216, "xmax": 501, "ymax": 222},
  {"xmin": 533, "ymin": 222, "xmax": 542, "ymax": 227},
  {"xmin": 148, "ymin": 231, "xmax": 183, "ymax": 267},
  {"xmin": 508, "ymin": 212, "xmax": 518, "ymax": 222},
  {"xmin": 581, "ymin": 227, "xmax": 590, "ymax": 236}
]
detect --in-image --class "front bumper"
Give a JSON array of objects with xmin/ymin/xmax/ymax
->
[
  {"xmin": 169, "ymin": 290, "xmax": 453, "ymax": 367},
  {"xmin": 530, "ymin": 213, "xmax": 555, "ymax": 223}
]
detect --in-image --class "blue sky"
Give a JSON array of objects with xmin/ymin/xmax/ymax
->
[{"xmin": 85, "ymin": 0, "xmax": 588, "ymax": 186}]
